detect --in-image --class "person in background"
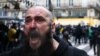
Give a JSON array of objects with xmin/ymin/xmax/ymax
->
[
  {"xmin": 7, "ymin": 23, "xmax": 17, "ymax": 51},
  {"xmin": 0, "ymin": 21, "xmax": 8, "ymax": 53}
]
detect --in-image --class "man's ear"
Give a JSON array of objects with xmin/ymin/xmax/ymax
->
[{"xmin": 51, "ymin": 22, "xmax": 56, "ymax": 33}]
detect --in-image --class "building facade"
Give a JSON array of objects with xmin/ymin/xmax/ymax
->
[
  {"xmin": 51, "ymin": 0, "xmax": 100, "ymax": 18},
  {"xmin": 0, "ymin": 0, "xmax": 100, "ymax": 25}
]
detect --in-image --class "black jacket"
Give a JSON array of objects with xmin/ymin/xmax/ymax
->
[{"xmin": 0, "ymin": 36, "xmax": 88, "ymax": 56}]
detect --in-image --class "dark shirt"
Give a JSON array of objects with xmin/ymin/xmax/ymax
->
[
  {"xmin": 0, "ymin": 37, "xmax": 88, "ymax": 56},
  {"xmin": 51, "ymin": 38, "xmax": 88, "ymax": 56}
]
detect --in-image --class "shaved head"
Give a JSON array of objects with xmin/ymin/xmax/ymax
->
[
  {"xmin": 26, "ymin": 6, "xmax": 53, "ymax": 20},
  {"xmin": 23, "ymin": 6, "xmax": 57, "ymax": 56}
]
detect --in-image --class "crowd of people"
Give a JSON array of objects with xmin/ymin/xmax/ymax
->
[
  {"xmin": 56, "ymin": 24, "xmax": 100, "ymax": 56},
  {"xmin": 1, "ymin": 20, "xmax": 100, "ymax": 56},
  {"xmin": 0, "ymin": 22, "xmax": 23, "ymax": 53},
  {"xmin": 1, "ymin": 17, "xmax": 100, "ymax": 56}
]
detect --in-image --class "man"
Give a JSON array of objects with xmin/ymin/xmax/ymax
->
[
  {"xmin": 0, "ymin": 6, "xmax": 88, "ymax": 56},
  {"xmin": 0, "ymin": 21, "xmax": 8, "ymax": 53}
]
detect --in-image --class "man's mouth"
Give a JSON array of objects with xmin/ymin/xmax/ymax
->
[
  {"xmin": 30, "ymin": 38, "xmax": 40, "ymax": 44},
  {"xmin": 29, "ymin": 38, "xmax": 41, "ymax": 49},
  {"xmin": 28, "ymin": 29, "xmax": 41, "ymax": 39}
]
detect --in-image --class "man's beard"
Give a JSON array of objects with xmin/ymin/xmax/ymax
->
[{"xmin": 22, "ymin": 26, "xmax": 54, "ymax": 56}]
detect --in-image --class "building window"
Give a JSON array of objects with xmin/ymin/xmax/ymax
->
[
  {"xmin": 54, "ymin": 9, "xmax": 87, "ymax": 18},
  {"xmin": 71, "ymin": 10, "xmax": 87, "ymax": 17},
  {"xmin": 3, "ymin": 10, "xmax": 7, "ymax": 16},
  {"xmin": 0, "ymin": 10, "xmax": 2, "ymax": 16},
  {"xmin": 69, "ymin": 0, "xmax": 73, "ymax": 6},
  {"xmin": 57, "ymin": 0, "xmax": 60, "ymax": 7}
]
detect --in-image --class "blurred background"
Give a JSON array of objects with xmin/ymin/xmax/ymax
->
[{"xmin": 0, "ymin": 0, "xmax": 100, "ymax": 56}]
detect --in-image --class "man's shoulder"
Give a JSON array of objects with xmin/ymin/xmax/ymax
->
[
  {"xmin": 0, "ymin": 46, "xmax": 22, "ymax": 56},
  {"xmin": 57, "ymin": 39, "xmax": 88, "ymax": 56},
  {"xmin": 0, "ymin": 50, "xmax": 14, "ymax": 56},
  {"xmin": 54, "ymin": 35, "xmax": 88, "ymax": 56},
  {"xmin": 62, "ymin": 45, "xmax": 89, "ymax": 56}
]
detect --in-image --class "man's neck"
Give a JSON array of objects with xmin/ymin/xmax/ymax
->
[
  {"xmin": 38, "ymin": 38, "xmax": 59, "ymax": 56},
  {"xmin": 52, "ymin": 38, "xmax": 59, "ymax": 50}
]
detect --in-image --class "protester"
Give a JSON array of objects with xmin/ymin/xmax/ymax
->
[{"xmin": 0, "ymin": 6, "xmax": 88, "ymax": 56}]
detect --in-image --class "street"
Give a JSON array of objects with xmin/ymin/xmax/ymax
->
[{"xmin": 70, "ymin": 38, "xmax": 96, "ymax": 56}]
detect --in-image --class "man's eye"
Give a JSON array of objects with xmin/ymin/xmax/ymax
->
[
  {"xmin": 34, "ymin": 16, "xmax": 46, "ymax": 23},
  {"xmin": 25, "ymin": 16, "xmax": 32, "ymax": 23}
]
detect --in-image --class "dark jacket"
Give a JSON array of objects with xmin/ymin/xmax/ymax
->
[{"xmin": 0, "ymin": 36, "xmax": 88, "ymax": 56}]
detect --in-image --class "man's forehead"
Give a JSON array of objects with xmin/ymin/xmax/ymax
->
[{"xmin": 26, "ymin": 7, "xmax": 48, "ymax": 17}]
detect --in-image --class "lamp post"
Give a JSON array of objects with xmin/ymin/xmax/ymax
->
[
  {"xmin": 48, "ymin": 0, "xmax": 58, "ymax": 24},
  {"xmin": 48, "ymin": 0, "xmax": 53, "ymax": 12}
]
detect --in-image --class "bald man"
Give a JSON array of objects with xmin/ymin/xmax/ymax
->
[{"xmin": 0, "ymin": 6, "xmax": 88, "ymax": 56}]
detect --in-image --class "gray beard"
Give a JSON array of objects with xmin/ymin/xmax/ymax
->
[
  {"xmin": 22, "ymin": 29, "xmax": 55, "ymax": 56},
  {"xmin": 21, "ymin": 37, "xmax": 54, "ymax": 56},
  {"xmin": 22, "ymin": 33, "xmax": 54, "ymax": 56}
]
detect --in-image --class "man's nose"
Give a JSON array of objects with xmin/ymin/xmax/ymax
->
[{"xmin": 30, "ymin": 20, "xmax": 36, "ymax": 28}]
